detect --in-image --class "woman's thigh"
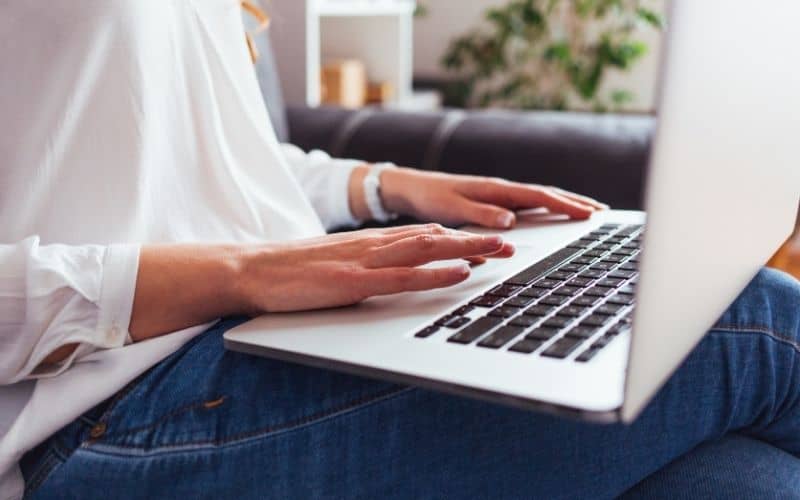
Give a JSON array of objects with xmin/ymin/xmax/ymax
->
[
  {"xmin": 26, "ymin": 269, "xmax": 800, "ymax": 500},
  {"xmin": 621, "ymin": 435, "xmax": 800, "ymax": 500}
]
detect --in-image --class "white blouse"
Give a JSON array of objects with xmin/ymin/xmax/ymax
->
[{"xmin": 0, "ymin": 2, "xmax": 363, "ymax": 498}]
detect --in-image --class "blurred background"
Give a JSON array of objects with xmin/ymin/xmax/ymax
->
[
  {"xmin": 267, "ymin": 0, "xmax": 665, "ymax": 113},
  {"xmin": 262, "ymin": 0, "xmax": 798, "ymax": 276}
]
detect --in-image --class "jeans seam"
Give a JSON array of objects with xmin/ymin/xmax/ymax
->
[
  {"xmin": 710, "ymin": 326, "xmax": 800, "ymax": 354},
  {"xmin": 88, "ymin": 396, "xmax": 228, "ymax": 440},
  {"xmin": 83, "ymin": 386, "xmax": 415, "ymax": 456},
  {"xmin": 22, "ymin": 450, "xmax": 62, "ymax": 498}
]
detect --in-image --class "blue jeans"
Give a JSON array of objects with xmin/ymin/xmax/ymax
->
[{"xmin": 21, "ymin": 269, "xmax": 800, "ymax": 499}]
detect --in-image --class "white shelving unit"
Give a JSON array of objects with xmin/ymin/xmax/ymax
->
[{"xmin": 268, "ymin": 0, "xmax": 416, "ymax": 108}]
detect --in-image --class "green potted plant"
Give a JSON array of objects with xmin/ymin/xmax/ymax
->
[{"xmin": 440, "ymin": 0, "xmax": 664, "ymax": 111}]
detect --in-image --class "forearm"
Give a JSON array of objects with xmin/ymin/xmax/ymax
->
[
  {"xmin": 129, "ymin": 244, "xmax": 248, "ymax": 342},
  {"xmin": 44, "ymin": 244, "xmax": 247, "ymax": 365}
]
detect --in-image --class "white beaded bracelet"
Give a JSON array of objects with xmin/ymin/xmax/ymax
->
[{"xmin": 363, "ymin": 163, "xmax": 399, "ymax": 223}]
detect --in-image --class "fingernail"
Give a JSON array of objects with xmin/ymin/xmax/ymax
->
[
  {"xmin": 456, "ymin": 264, "xmax": 471, "ymax": 277},
  {"xmin": 497, "ymin": 213, "xmax": 514, "ymax": 228},
  {"xmin": 483, "ymin": 235, "xmax": 503, "ymax": 246}
]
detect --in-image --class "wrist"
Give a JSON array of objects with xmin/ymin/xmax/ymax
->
[
  {"xmin": 347, "ymin": 164, "xmax": 372, "ymax": 221},
  {"xmin": 379, "ymin": 166, "xmax": 415, "ymax": 216},
  {"xmin": 130, "ymin": 244, "xmax": 250, "ymax": 342}
]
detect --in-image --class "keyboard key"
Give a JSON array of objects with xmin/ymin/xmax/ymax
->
[
  {"xmin": 609, "ymin": 270, "xmax": 637, "ymax": 279},
  {"xmin": 571, "ymin": 295, "xmax": 601, "ymax": 307},
  {"xmin": 540, "ymin": 295, "xmax": 569, "ymax": 306},
  {"xmin": 603, "ymin": 255, "xmax": 626, "ymax": 263},
  {"xmin": 438, "ymin": 316, "xmax": 471, "ymax": 329},
  {"xmin": 619, "ymin": 224, "xmax": 643, "ymax": 235},
  {"xmin": 590, "ymin": 262, "xmax": 616, "ymax": 271},
  {"xmin": 594, "ymin": 243, "xmax": 615, "ymax": 252},
  {"xmin": 488, "ymin": 284, "xmax": 522, "ymax": 297},
  {"xmin": 572, "ymin": 256, "xmax": 597, "ymax": 265},
  {"xmin": 415, "ymin": 326, "xmax": 439, "ymax": 338},
  {"xmin": 584, "ymin": 286, "xmax": 613, "ymax": 297},
  {"xmin": 532, "ymin": 278, "xmax": 563, "ymax": 289},
  {"xmin": 547, "ymin": 271, "xmax": 575, "ymax": 281},
  {"xmin": 557, "ymin": 305, "xmax": 587, "ymax": 317},
  {"xmin": 618, "ymin": 262, "xmax": 639, "ymax": 271},
  {"xmin": 579, "ymin": 269, "xmax": 606, "ymax": 279},
  {"xmin": 552, "ymin": 285, "xmax": 582, "ymax": 297},
  {"xmin": 588, "ymin": 231, "xmax": 610, "ymax": 239},
  {"xmin": 542, "ymin": 316, "xmax": 575, "ymax": 329},
  {"xmin": 567, "ymin": 277, "xmax": 594, "ymax": 288},
  {"xmin": 559, "ymin": 263, "xmax": 587, "ymax": 273},
  {"xmin": 505, "ymin": 295, "xmax": 536, "ymax": 308},
  {"xmin": 510, "ymin": 315, "xmax": 539, "ymax": 328},
  {"xmin": 488, "ymin": 306, "xmax": 520, "ymax": 318},
  {"xmin": 505, "ymin": 247, "xmax": 582, "ymax": 285},
  {"xmin": 595, "ymin": 304, "xmax": 624, "ymax": 316},
  {"xmin": 435, "ymin": 315, "xmax": 456, "ymax": 327},
  {"xmin": 618, "ymin": 284, "xmax": 636, "ymax": 295},
  {"xmin": 541, "ymin": 337, "xmax": 584, "ymax": 359},
  {"xmin": 519, "ymin": 286, "xmax": 548, "ymax": 298},
  {"xmin": 599, "ymin": 224, "xmax": 621, "ymax": 231},
  {"xmin": 478, "ymin": 326, "xmax": 525, "ymax": 349},
  {"xmin": 564, "ymin": 326, "xmax": 599, "ymax": 339},
  {"xmin": 592, "ymin": 335, "xmax": 615, "ymax": 349},
  {"xmin": 567, "ymin": 239, "xmax": 594, "ymax": 249},
  {"xmin": 597, "ymin": 278, "xmax": 625, "ymax": 288},
  {"xmin": 526, "ymin": 327, "xmax": 561, "ymax": 341},
  {"xmin": 614, "ymin": 248, "xmax": 637, "ymax": 256},
  {"xmin": 608, "ymin": 293, "xmax": 636, "ymax": 306},
  {"xmin": 471, "ymin": 295, "xmax": 504, "ymax": 308},
  {"xmin": 509, "ymin": 338, "xmax": 544, "ymax": 354},
  {"xmin": 454, "ymin": 305, "xmax": 475, "ymax": 316},
  {"xmin": 584, "ymin": 250, "xmax": 607, "ymax": 258},
  {"xmin": 607, "ymin": 320, "xmax": 633, "ymax": 336},
  {"xmin": 524, "ymin": 304, "xmax": 555, "ymax": 316},
  {"xmin": 576, "ymin": 347, "xmax": 601, "ymax": 362},
  {"xmin": 448, "ymin": 317, "xmax": 503, "ymax": 344},
  {"xmin": 581, "ymin": 315, "xmax": 613, "ymax": 327}
]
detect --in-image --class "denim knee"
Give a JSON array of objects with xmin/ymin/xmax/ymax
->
[{"xmin": 713, "ymin": 268, "xmax": 800, "ymax": 341}]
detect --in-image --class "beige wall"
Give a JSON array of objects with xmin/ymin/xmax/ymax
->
[{"xmin": 413, "ymin": 0, "xmax": 666, "ymax": 112}]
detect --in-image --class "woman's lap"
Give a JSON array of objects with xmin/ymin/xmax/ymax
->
[{"xmin": 24, "ymin": 268, "xmax": 800, "ymax": 499}]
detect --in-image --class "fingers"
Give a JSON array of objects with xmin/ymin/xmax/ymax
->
[
  {"xmin": 365, "ymin": 233, "xmax": 506, "ymax": 268},
  {"xmin": 321, "ymin": 223, "xmax": 449, "ymax": 246},
  {"xmin": 459, "ymin": 180, "xmax": 597, "ymax": 221},
  {"xmin": 532, "ymin": 189, "xmax": 595, "ymax": 220},
  {"xmin": 550, "ymin": 187, "xmax": 609, "ymax": 210},
  {"xmin": 460, "ymin": 200, "xmax": 517, "ymax": 229},
  {"xmin": 364, "ymin": 265, "xmax": 472, "ymax": 297}
]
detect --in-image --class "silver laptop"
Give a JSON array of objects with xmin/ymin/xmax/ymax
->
[{"xmin": 225, "ymin": 1, "xmax": 800, "ymax": 423}]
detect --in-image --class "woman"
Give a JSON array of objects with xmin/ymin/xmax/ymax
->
[{"xmin": 2, "ymin": 2, "xmax": 799, "ymax": 499}]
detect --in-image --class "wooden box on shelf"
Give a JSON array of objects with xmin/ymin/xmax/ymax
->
[{"xmin": 321, "ymin": 59, "xmax": 367, "ymax": 108}]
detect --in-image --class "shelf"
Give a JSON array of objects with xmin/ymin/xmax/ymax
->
[{"xmin": 315, "ymin": 0, "xmax": 415, "ymax": 17}]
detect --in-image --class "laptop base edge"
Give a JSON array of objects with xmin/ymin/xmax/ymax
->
[{"xmin": 224, "ymin": 337, "xmax": 622, "ymax": 424}]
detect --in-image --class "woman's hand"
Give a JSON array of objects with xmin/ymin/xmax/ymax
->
[
  {"xmin": 377, "ymin": 168, "xmax": 608, "ymax": 229},
  {"xmin": 235, "ymin": 224, "xmax": 513, "ymax": 313},
  {"xmin": 128, "ymin": 225, "xmax": 514, "ymax": 343}
]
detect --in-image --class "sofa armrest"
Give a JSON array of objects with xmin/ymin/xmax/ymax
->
[{"xmin": 287, "ymin": 106, "xmax": 654, "ymax": 210}]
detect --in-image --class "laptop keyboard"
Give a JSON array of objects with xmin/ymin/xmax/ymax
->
[{"xmin": 414, "ymin": 224, "xmax": 642, "ymax": 362}]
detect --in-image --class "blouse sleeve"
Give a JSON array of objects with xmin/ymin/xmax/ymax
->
[
  {"xmin": 280, "ymin": 143, "xmax": 366, "ymax": 231},
  {"xmin": 0, "ymin": 237, "xmax": 140, "ymax": 385}
]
